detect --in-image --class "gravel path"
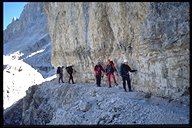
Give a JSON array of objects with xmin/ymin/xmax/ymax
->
[
  {"xmin": 4, "ymin": 79, "xmax": 189, "ymax": 125},
  {"xmin": 38, "ymin": 80, "xmax": 189, "ymax": 125}
]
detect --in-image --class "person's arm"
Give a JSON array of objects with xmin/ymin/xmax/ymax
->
[
  {"xmin": 100, "ymin": 66, "xmax": 105, "ymax": 77},
  {"xmin": 105, "ymin": 65, "xmax": 107, "ymax": 73},
  {"xmin": 74, "ymin": 68, "xmax": 77, "ymax": 73},
  {"xmin": 71, "ymin": 67, "xmax": 76, "ymax": 73},
  {"xmin": 113, "ymin": 65, "xmax": 117, "ymax": 72},
  {"xmin": 114, "ymin": 66, "xmax": 119, "ymax": 75},
  {"xmin": 111, "ymin": 63, "xmax": 117, "ymax": 73},
  {"xmin": 105, "ymin": 65, "xmax": 108, "ymax": 75},
  {"xmin": 101, "ymin": 66, "xmax": 105, "ymax": 73},
  {"xmin": 128, "ymin": 65, "xmax": 137, "ymax": 72}
]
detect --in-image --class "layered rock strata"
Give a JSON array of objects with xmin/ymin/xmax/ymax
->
[{"xmin": 44, "ymin": 2, "xmax": 189, "ymax": 99}]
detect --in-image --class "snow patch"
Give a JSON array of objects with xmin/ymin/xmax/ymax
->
[{"xmin": 25, "ymin": 48, "xmax": 45, "ymax": 59}]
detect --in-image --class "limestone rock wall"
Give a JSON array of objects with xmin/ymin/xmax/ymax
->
[{"xmin": 44, "ymin": 2, "xmax": 189, "ymax": 99}]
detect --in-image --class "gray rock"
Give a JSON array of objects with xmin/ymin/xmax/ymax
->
[
  {"xmin": 78, "ymin": 100, "xmax": 92, "ymax": 112},
  {"xmin": 4, "ymin": 81, "xmax": 189, "ymax": 125},
  {"xmin": 44, "ymin": 2, "xmax": 189, "ymax": 100}
]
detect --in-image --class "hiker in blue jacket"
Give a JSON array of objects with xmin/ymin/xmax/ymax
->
[
  {"xmin": 105, "ymin": 59, "xmax": 118, "ymax": 88},
  {"xmin": 120, "ymin": 59, "xmax": 137, "ymax": 92}
]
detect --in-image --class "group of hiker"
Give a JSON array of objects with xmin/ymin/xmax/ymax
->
[
  {"xmin": 57, "ymin": 65, "xmax": 75, "ymax": 84},
  {"xmin": 56, "ymin": 59, "xmax": 137, "ymax": 92},
  {"xmin": 94, "ymin": 59, "xmax": 137, "ymax": 92}
]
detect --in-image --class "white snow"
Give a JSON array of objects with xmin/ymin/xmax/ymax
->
[
  {"xmin": 3, "ymin": 55, "xmax": 45, "ymax": 109},
  {"xmin": 3, "ymin": 17, "xmax": 54, "ymax": 110},
  {"xmin": 13, "ymin": 17, "xmax": 17, "ymax": 21},
  {"xmin": 25, "ymin": 49, "xmax": 45, "ymax": 59}
]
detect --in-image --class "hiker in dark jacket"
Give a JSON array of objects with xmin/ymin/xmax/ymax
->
[
  {"xmin": 94, "ymin": 61, "xmax": 105, "ymax": 87},
  {"xmin": 66, "ymin": 65, "xmax": 75, "ymax": 84},
  {"xmin": 105, "ymin": 59, "xmax": 118, "ymax": 88},
  {"xmin": 57, "ymin": 66, "xmax": 64, "ymax": 83},
  {"xmin": 120, "ymin": 59, "xmax": 137, "ymax": 92}
]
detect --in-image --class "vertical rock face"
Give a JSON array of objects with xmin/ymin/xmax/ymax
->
[
  {"xmin": 3, "ymin": 2, "xmax": 54, "ymax": 109},
  {"xmin": 44, "ymin": 2, "xmax": 189, "ymax": 99},
  {"xmin": 4, "ymin": 2, "xmax": 53, "ymax": 76},
  {"xmin": 4, "ymin": 2, "xmax": 46, "ymax": 44}
]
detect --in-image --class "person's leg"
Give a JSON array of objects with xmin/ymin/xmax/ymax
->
[
  {"xmin": 112, "ymin": 73, "xmax": 118, "ymax": 85},
  {"xmin": 107, "ymin": 73, "xmax": 111, "ymax": 87},
  {"xmin": 96, "ymin": 76, "xmax": 99, "ymax": 86},
  {"xmin": 68, "ymin": 74, "xmax": 71, "ymax": 83},
  {"xmin": 122, "ymin": 77, "xmax": 127, "ymax": 91},
  {"xmin": 127, "ymin": 78, "xmax": 132, "ymax": 91},
  {"xmin": 71, "ymin": 74, "xmax": 75, "ymax": 84},
  {"xmin": 61, "ymin": 74, "xmax": 64, "ymax": 83},
  {"xmin": 59, "ymin": 74, "xmax": 62, "ymax": 83},
  {"xmin": 57, "ymin": 74, "xmax": 60, "ymax": 83},
  {"xmin": 98, "ymin": 75, "xmax": 101, "ymax": 86}
]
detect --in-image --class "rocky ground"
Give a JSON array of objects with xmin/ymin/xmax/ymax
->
[{"xmin": 4, "ymin": 78, "xmax": 189, "ymax": 125}]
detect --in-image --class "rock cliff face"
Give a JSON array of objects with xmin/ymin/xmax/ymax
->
[
  {"xmin": 4, "ymin": 2, "xmax": 46, "ymax": 44},
  {"xmin": 4, "ymin": 2, "xmax": 53, "ymax": 74},
  {"xmin": 44, "ymin": 2, "xmax": 189, "ymax": 99},
  {"xmin": 3, "ymin": 2, "xmax": 54, "ymax": 109}
]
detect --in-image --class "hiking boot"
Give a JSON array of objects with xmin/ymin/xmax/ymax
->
[{"xmin": 115, "ymin": 82, "xmax": 118, "ymax": 86}]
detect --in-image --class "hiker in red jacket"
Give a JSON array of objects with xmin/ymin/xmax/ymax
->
[
  {"xmin": 105, "ymin": 59, "xmax": 118, "ymax": 88},
  {"xmin": 94, "ymin": 62, "xmax": 105, "ymax": 87}
]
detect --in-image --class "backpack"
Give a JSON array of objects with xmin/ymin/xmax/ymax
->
[
  {"xmin": 106, "ymin": 64, "xmax": 114, "ymax": 74},
  {"xmin": 56, "ymin": 67, "xmax": 61, "ymax": 74},
  {"xmin": 66, "ymin": 66, "xmax": 73, "ymax": 74},
  {"xmin": 110, "ymin": 61, "xmax": 116, "ymax": 71},
  {"xmin": 66, "ymin": 67, "xmax": 69, "ymax": 74}
]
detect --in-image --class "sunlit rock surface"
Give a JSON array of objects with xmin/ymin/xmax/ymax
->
[{"xmin": 44, "ymin": 2, "xmax": 189, "ymax": 99}]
